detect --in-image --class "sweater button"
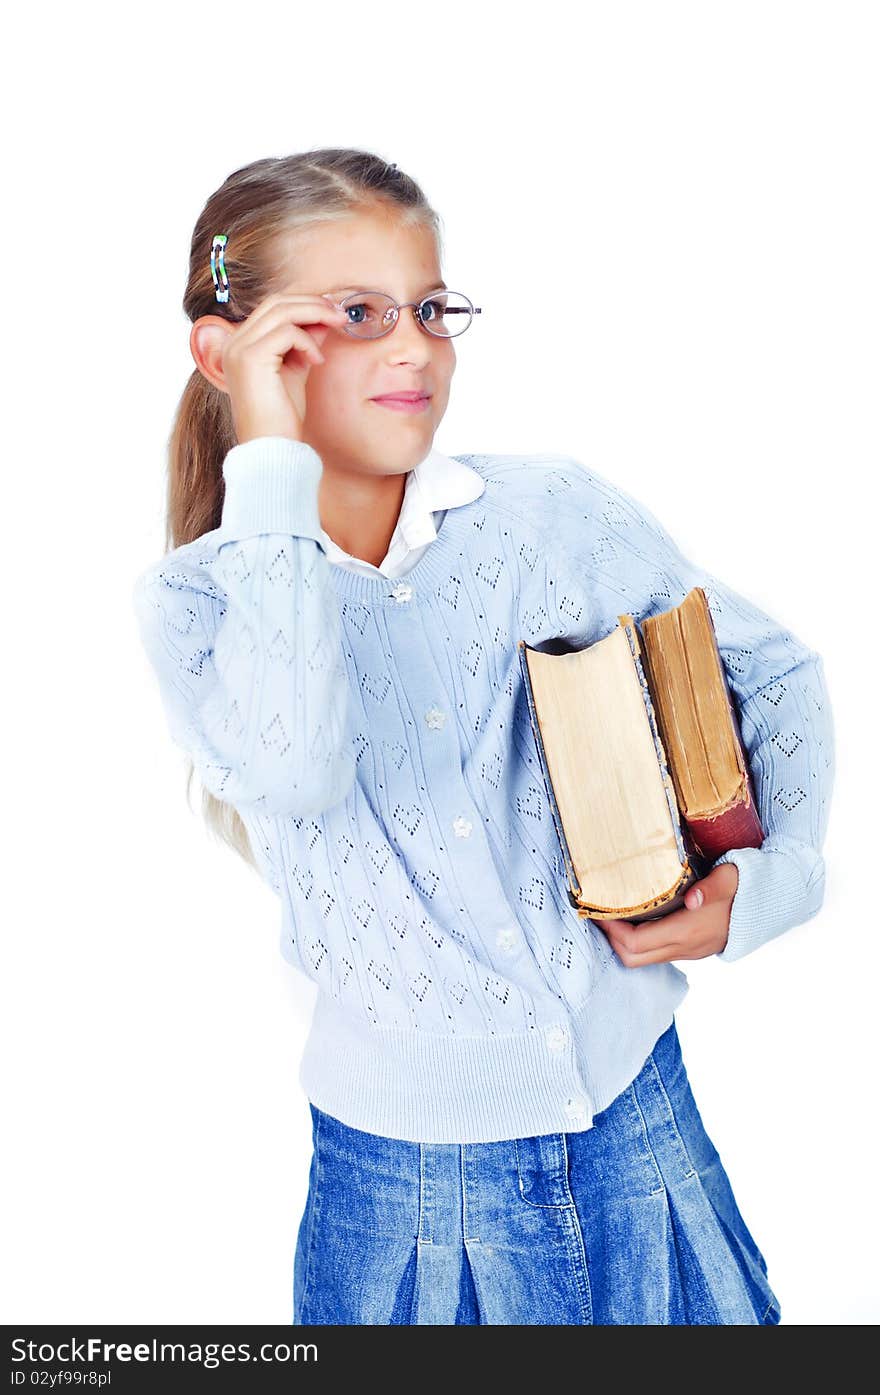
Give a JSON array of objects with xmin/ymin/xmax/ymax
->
[
  {"xmin": 565, "ymin": 1096, "xmax": 588, "ymax": 1127},
  {"xmin": 452, "ymin": 815, "xmax": 472, "ymax": 838},
  {"xmin": 390, "ymin": 581, "xmax": 413, "ymax": 603},
  {"xmin": 425, "ymin": 706, "xmax": 447, "ymax": 730},
  {"xmin": 545, "ymin": 1025, "xmax": 569, "ymax": 1052},
  {"xmin": 496, "ymin": 927, "xmax": 518, "ymax": 952}
]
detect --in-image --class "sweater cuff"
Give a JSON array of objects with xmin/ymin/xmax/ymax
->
[
  {"xmin": 218, "ymin": 437, "xmax": 325, "ymax": 544},
  {"xmin": 711, "ymin": 839, "xmax": 826, "ymax": 963}
]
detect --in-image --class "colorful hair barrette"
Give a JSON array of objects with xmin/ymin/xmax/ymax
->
[{"xmin": 211, "ymin": 233, "xmax": 229, "ymax": 303}]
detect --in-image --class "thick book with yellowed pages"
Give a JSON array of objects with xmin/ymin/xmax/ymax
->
[{"xmin": 518, "ymin": 586, "xmax": 764, "ymax": 923}]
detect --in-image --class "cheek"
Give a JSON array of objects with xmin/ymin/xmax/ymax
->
[
  {"xmin": 429, "ymin": 346, "xmax": 455, "ymax": 396},
  {"xmin": 286, "ymin": 357, "xmax": 362, "ymax": 415}
]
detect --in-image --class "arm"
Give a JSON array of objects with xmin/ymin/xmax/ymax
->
[
  {"xmin": 132, "ymin": 437, "xmax": 356, "ymax": 819},
  {"xmin": 541, "ymin": 458, "xmax": 836, "ymax": 963}
]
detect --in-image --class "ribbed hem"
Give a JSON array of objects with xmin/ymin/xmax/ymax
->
[
  {"xmin": 297, "ymin": 957, "xmax": 689, "ymax": 1144},
  {"xmin": 712, "ymin": 841, "xmax": 825, "ymax": 963},
  {"xmin": 219, "ymin": 436, "xmax": 325, "ymax": 543}
]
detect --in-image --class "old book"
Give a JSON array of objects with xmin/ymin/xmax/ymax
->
[{"xmin": 518, "ymin": 586, "xmax": 764, "ymax": 923}]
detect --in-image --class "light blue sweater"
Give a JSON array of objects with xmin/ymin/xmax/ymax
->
[{"xmin": 132, "ymin": 438, "xmax": 835, "ymax": 1144}]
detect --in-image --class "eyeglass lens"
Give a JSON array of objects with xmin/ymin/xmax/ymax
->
[{"xmin": 338, "ymin": 291, "xmax": 475, "ymax": 338}]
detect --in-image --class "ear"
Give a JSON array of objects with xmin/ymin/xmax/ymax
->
[{"xmin": 189, "ymin": 316, "xmax": 236, "ymax": 393}]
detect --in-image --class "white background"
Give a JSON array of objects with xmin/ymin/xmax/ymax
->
[{"xmin": 3, "ymin": 0, "xmax": 877, "ymax": 1326}]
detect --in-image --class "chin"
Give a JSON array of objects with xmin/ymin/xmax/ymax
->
[{"xmin": 369, "ymin": 417, "xmax": 437, "ymax": 457}]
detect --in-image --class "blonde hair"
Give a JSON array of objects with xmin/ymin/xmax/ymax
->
[{"xmin": 162, "ymin": 148, "xmax": 443, "ymax": 866}]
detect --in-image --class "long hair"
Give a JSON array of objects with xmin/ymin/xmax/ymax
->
[{"xmin": 162, "ymin": 148, "xmax": 443, "ymax": 867}]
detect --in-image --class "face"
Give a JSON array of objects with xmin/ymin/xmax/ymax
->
[{"xmin": 272, "ymin": 208, "xmax": 456, "ymax": 481}]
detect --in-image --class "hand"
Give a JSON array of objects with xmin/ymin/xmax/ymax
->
[
  {"xmin": 220, "ymin": 293, "xmax": 350, "ymax": 445},
  {"xmin": 593, "ymin": 862, "xmax": 739, "ymax": 966}
]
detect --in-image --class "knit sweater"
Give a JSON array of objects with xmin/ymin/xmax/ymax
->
[{"xmin": 131, "ymin": 438, "xmax": 835, "ymax": 1144}]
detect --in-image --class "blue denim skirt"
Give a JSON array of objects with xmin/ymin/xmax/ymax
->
[{"xmin": 292, "ymin": 1018, "xmax": 781, "ymax": 1325}]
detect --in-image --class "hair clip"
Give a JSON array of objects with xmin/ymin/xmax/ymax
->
[{"xmin": 211, "ymin": 233, "xmax": 229, "ymax": 303}]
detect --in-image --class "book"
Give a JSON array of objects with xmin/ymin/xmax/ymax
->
[{"xmin": 518, "ymin": 586, "xmax": 764, "ymax": 923}]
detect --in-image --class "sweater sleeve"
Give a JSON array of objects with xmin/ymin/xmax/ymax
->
[
  {"xmin": 537, "ymin": 457, "xmax": 836, "ymax": 964},
  {"xmin": 131, "ymin": 436, "xmax": 356, "ymax": 819}
]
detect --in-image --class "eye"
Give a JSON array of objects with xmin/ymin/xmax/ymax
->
[{"xmin": 420, "ymin": 297, "xmax": 446, "ymax": 324}]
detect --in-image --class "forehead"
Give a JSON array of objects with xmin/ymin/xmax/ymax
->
[{"xmin": 272, "ymin": 210, "xmax": 441, "ymax": 293}]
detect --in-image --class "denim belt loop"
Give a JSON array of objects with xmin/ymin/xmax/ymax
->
[{"xmin": 418, "ymin": 1142, "xmax": 464, "ymax": 1245}]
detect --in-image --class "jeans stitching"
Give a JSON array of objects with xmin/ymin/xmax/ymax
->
[
  {"xmin": 647, "ymin": 1052, "xmax": 698, "ymax": 1179},
  {"xmin": 462, "ymin": 1143, "xmax": 481, "ymax": 1241},
  {"xmin": 627, "ymin": 1079, "xmax": 666, "ymax": 1197},
  {"xmin": 417, "ymin": 1142, "xmax": 432, "ymax": 1244},
  {"xmin": 559, "ymin": 1197, "xmax": 593, "ymax": 1322}
]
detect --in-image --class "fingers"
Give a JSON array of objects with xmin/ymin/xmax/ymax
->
[
  {"xmin": 276, "ymin": 322, "xmax": 329, "ymax": 367},
  {"xmin": 594, "ymin": 917, "xmax": 673, "ymax": 956},
  {"xmin": 594, "ymin": 884, "xmax": 733, "ymax": 964},
  {"xmin": 596, "ymin": 917, "xmax": 679, "ymax": 967},
  {"xmin": 223, "ymin": 296, "xmax": 348, "ymax": 373},
  {"xmin": 235, "ymin": 292, "xmax": 349, "ymax": 338}
]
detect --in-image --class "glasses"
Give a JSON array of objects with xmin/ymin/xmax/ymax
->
[{"xmin": 328, "ymin": 289, "xmax": 482, "ymax": 339}]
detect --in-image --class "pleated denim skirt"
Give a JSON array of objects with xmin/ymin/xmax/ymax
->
[{"xmin": 292, "ymin": 1018, "xmax": 781, "ymax": 1325}]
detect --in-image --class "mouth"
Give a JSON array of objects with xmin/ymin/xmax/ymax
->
[{"xmin": 370, "ymin": 392, "xmax": 432, "ymax": 414}]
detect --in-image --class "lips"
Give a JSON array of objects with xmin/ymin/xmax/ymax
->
[{"xmin": 371, "ymin": 391, "xmax": 431, "ymax": 403}]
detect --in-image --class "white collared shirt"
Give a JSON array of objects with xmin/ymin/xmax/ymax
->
[{"xmin": 318, "ymin": 447, "xmax": 486, "ymax": 578}]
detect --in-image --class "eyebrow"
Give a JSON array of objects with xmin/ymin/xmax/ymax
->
[{"xmin": 326, "ymin": 280, "xmax": 449, "ymax": 297}]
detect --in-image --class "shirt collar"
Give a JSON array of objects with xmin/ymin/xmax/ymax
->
[
  {"xmin": 319, "ymin": 447, "xmax": 486, "ymax": 561},
  {"xmin": 396, "ymin": 447, "xmax": 486, "ymax": 548}
]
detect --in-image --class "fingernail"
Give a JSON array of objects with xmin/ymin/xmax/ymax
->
[{"xmin": 693, "ymin": 889, "xmax": 704, "ymax": 907}]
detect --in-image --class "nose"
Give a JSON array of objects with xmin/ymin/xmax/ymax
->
[{"xmin": 384, "ymin": 306, "xmax": 434, "ymax": 363}]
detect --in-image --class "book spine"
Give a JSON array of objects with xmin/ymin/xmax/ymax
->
[
  {"xmin": 687, "ymin": 797, "xmax": 765, "ymax": 859},
  {"xmin": 709, "ymin": 626, "xmax": 766, "ymax": 848},
  {"xmin": 636, "ymin": 595, "xmax": 764, "ymax": 864}
]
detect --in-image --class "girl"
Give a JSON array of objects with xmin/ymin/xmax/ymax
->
[{"xmin": 132, "ymin": 148, "xmax": 834, "ymax": 1325}]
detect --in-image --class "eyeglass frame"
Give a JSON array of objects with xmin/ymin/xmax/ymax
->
[{"xmin": 325, "ymin": 288, "xmax": 482, "ymax": 340}]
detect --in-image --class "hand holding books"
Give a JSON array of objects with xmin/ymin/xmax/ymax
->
[
  {"xmin": 518, "ymin": 587, "xmax": 761, "ymax": 927},
  {"xmin": 593, "ymin": 861, "xmax": 739, "ymax": 966}
]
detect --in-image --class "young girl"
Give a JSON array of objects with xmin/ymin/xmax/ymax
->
[{"xmin": 132, "ymin": 147, "xmax": 834, "ymax": 1326}]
